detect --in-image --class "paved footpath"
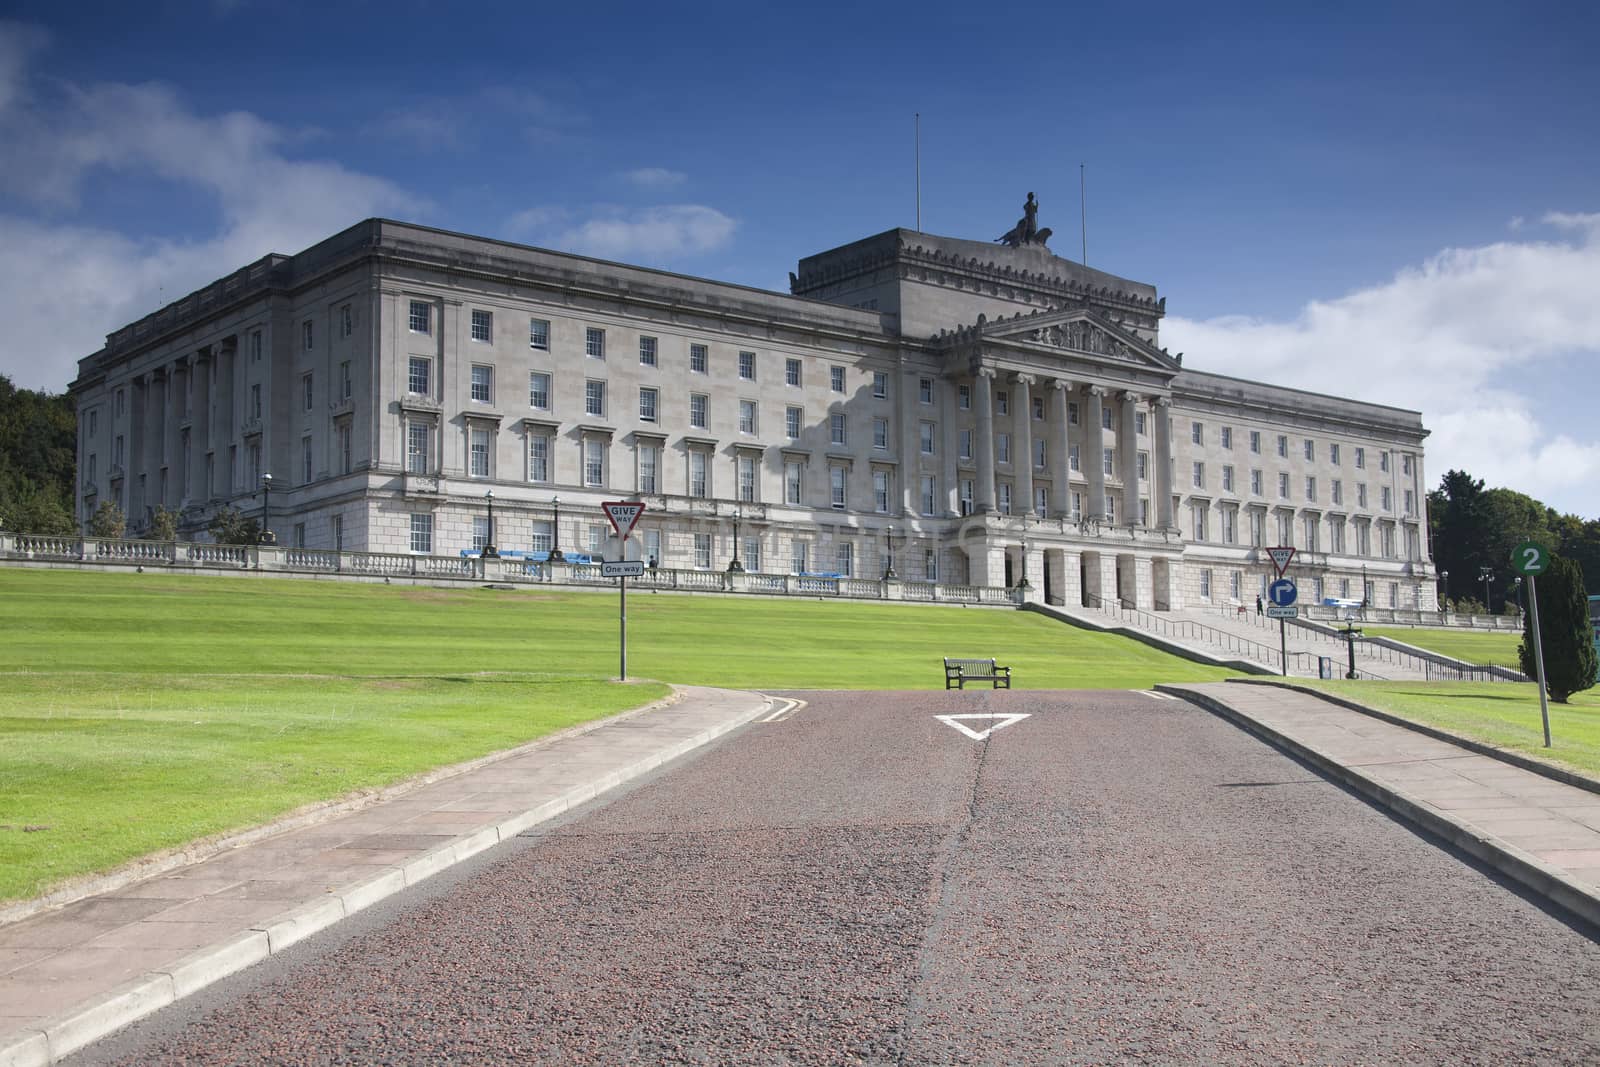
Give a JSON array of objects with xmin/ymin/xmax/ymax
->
[
  {"xmin": 0, "ymin": 685, "xmax": 778, "ymax": 1067},
  {"xmin": 1162, "ymin": 680, "xmax": 1600, "ymax": 928}
]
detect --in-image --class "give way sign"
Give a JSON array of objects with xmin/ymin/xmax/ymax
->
[{"xmin": 602, "ymin": 501, "xmax": 646, "ymax": 539}]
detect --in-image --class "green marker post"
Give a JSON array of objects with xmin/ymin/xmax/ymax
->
[{"xmin": 1512, "ymin": 541, "xmax": 1552, "ymax": 747}]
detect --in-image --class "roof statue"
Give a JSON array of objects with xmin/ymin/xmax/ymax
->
[{"xmin": 996, "ymin": 192, "xmax": 1052, "ymax": 248}]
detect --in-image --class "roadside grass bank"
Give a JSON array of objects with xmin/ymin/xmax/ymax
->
[
  {"xmin": 1362, "ymin": 625, "xmax": 1523, "ymax": 667},
  {"xmin": 1289, "ymin": 679, "xmax": 1600, "ymax": 781},
  {"xmin": 1, "ymin": 567, "xmax": 1236, "ymax": 903}
]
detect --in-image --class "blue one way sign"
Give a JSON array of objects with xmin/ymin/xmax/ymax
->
[{"xmin": 1268, "ymin": 578, "xmax": 1298, "ymax": 607}]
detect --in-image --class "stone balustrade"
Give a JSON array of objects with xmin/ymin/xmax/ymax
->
[{"xmin": 0, "ymin": 530, "xmax": 1021, "ymax": 607}]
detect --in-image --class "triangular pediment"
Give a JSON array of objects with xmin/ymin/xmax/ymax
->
[{"xmin": 977, "ymin": 307, "xmax": 1181, "ymax": 371}]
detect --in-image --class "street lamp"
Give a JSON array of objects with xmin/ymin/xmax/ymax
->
[
  {"xmin": 883, "ymin": 525, "xmax": 897, "ymax": 580},
  {"xmin": 1360, "ymin": 563, "xmax": 1368, "ymax": 616},
  {"xmin": 259, "ymin": 473, "xmax": 276, "ymax": 545},
  {"xmin": 1479, "ymin": 565, "xmax": 1494, "ymax": 615},
  {"xmin": 482, "ymin": 490, "xmax": 498, "ymax": 559},
  {"xmin": 727, "ymin": 507, "xmax": 744, "ymax": 573},
  {"xmin": 1015, "ymin": 517, "xmax": 1032, "ymax": 592},
  {"xmin": 1440, "ymin": 569, "xmax": 1449, "ymax": 613},
  {"xmin": 547, "ymin": 496, "xmax": 564, "ymax": 563},
  {"xmin": 1514, "ymin": 575, "xmax": 1524, "ymax": 618}
]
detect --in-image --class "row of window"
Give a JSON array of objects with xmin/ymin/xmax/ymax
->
[
  {"xmin": 1188, "ymin": 422, "xmax": 1412, "ymax": 476},
  {"xmin": 1193, "ymin": 569, "xmax": 1409, "ymax": 609},
  {"xmin": 1189, "ymin": 462, "xmax": 1415, "ymax": 514},
  {"xmin": 1186, "ymin": 501, "xmax": 1420, "ymax": 558}
]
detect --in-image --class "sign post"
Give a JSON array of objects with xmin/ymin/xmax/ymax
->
[
  {"xmin": 1264, "ymin": 548, "xmax": 1297, "ymax": 678},
  {"xmin": 602, "ymin": 501, "xmax": 647, "ymax": 681},
  {"xmin": 1511, "ymin": 541, "xmax": 1552, "ymax": 747}
]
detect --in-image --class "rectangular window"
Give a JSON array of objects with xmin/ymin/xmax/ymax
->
[
  {"xmin": 739, "ymin": 351, "xmax": 756, "ymax": 380},
  {"xmin": 332, "ymin": 515, "xmax": 343, "ymax": 551},
  {"xmin": 1221, "ymin": 426, "xmax": 1232, "ymax": 449},
  {"xmin": 790, "ymin": 540, "xmax": 808, "ymax": 575},
  {"xmin": 1251, "ymin": 469, "xmax": 1262, "ymax": 496},
  {"xmin": 639, "ymin": 336, "xmax": 658, "ymax": 366},
  {"xmin": 997, "ymin": 433, "xmax": 1011, "ymax": 465},
  {"xmin": 1103, "ymin": 448, "xmax": 1115, "ymax": 476},
  {"xmin": 471, "ymin": 365, "xmax": 493, "ymax": 404},
  {"xmin": 1402, "ymin": 454, "xmax": 1412, "ymax": 476},
  {"xmin": 785, "ymin": 461, "xmax": 803, "ymax": 505},
  {"xmin": 960, "ymin": 480, "xmax": 975, "ymax": 516},
  {"xmin": 1200, "ymin": 568, "xmax": 1212, "ymax": 600},
  {"xmin": 250, "ymin": 384, "xmax": 262, "ymax": 419},
  {"xmin": 1306, "ymin": 476, "xmax": 1317, "ymax": 502},
  {"xmin": 408, "ymin": 357, "xmax": 430, "ymax": 396},
  {"xmin": 1191, "ymin": 421, "xmax": 1203, "ymax": 445},
  {"xmin": 1304, "ymin": 514, "xmax": 1319, "ymax": 552},
  {"xmin": 1278, "ymin": 472, "xmax": 1289, "ymax": 498},
  {"xmin": 1330, "ymin": 443, "xmax": 1341, "ymax": 465},
  {"xmin": 338, "ymin": 422, "xmax": 352, "ymax": 474},
  {"xmin": 872, "ymin": 371, "xmax": 888, "ymax": 399},
  {"xmin": 250, "ymin": 329, "xmax": 263, "ymax": 362},
  {"xmin": 997, "ymin": 391, "xmax": 1009, "ymax": 416},
  {"xmin": 409, "ymin": 301, "xmax": 431, "ymax": 334},
  {"xmin": 529, "ymin": 372, "xmax": 550, "ymax": 410},
  {"xmin": 924, "ymin": 547, "xmax": 938, "ymax": 582},
  {"xmin": 743, "ymin": 536, "xmax": 762, "ymax": 573},
  {"xmin": 1404, "ymin": 488, "xmax": 1416, "ymax": 516},
  {"xmin": 739, "ymin": 400, "xmax": 758, "ymax": 435},
  {"xmin": 471, "ymin": 309, "xmax": 492, "ymax": 343},
  {"xmin": 1276, "ymin": 434, "xmax": 1288, "ymax": 458},
  {"xmin": 873, "ymin": 469, "xmax": 890, "ymax": 512},
  {"xmin": 303, "ymin": 320, "xmax": 314, "ymax": 351},
  {"xmin": 921, "ymin": 475, "xmax": 938, "ymax": 515},
  {"xmin": 585, "ymin": 327, "xmax": 605, "ymax": 359},
  {"xmin": 584, "ymin": 438, "xmax": 604, "ymax": 487},
  {"xmin": 959, "ymin": 429, "xmax": 973, "ymax": 460},
  {"xmin": 1068, "ymin": 401, "xmax": 1080, "ymax": 425},
  {"xmin": 1192, "ymin": 502, "xmax": 1208, "ymax": 541},
  {"xmin": 921, "ymin": 378, "xmax": 935, "ymax": 404},
  {"xmin": 786, "ymin": 358, "xmax": 802, "ymax": 387},
  {"xmin": 469, "ymin": 428, "xmax": 491, "ymax": 478},
  {"xmin": 1250, "ymin": 509, "xmax": 1264, "ymax": 547},
  {"xmin": 1034, "ymin": 438, "xmax": 1046, "ymax": 469},
  {"xmin": 639, "ymin": 387, "xmax": 658, "ymax": 423},
  {"xmin": 585, "ymin": 379, "xmax": 606, "ymax": 418},
  {"xmin": 302, "ymin": 372, "xmax": 314, "ymax": 412},
  {"xmin": 472, "ymin": 517, "xmax": 490, "ymax": 553},
  {"xmin": 873, "ymin": 418, "xmax": 888, "ymax": 450},
  {"xmin": 529, "ymin": 317, "xmax": 549, "ymax": 350},
  {"xmin": 786, "ymin": 406, "xmax": 803, "ymax": 439},
  {"xmin": 1069, "ymin": 443, "xmax": 1080, "ymax": 471},
  {"xmin": 690, "ymin": 394, "xmax": 708, "ymax": 429},
  {"xmin": 998, "ymin": 483, "xmax": 1012, "ymax": 515},
  {"xmin": 340, "ymin": 360, "xmax": 352, "ymax": 400},
  {"xmin": 302, "ymin": 437, "xmax": 313, "ymax": 483},
  {"xmin": 1249, "ymin": 430, "xmax": 1261, "ymax": 453},
  {"xmin": 1380, "ymin": 451, "xmax": 1391, "ymax": 473},
  {"xmin": 690, "ymin": 344, "xmax": 708, "ymax": 373},
  {"xmin": 694, "ymin": 533, "xmax": 712, "ymax": 569},
  {"xmin": 1139, "ymin": 452, "xmax": 1150, "ymax": 481},
  {"xmin": 830, "ymin": 466, "xmax": 847, "ymax": 508},
  {"xmin": 410, "ymin": 514, "xmax": 433, "ymax": 554},
  {"xmin": 830, "ymin": 412, "xmax": 847, "ymax": 446},
  {"xmin": 1136, "ymin": 410, "xmax": 1148, "ymax": 436},
  {"xmin": 1192, "ymin": 461, "xmax": 1205, "ymax": 488},
  {"xmin": 836, "ymin": 541, "xmax": 853, "ymax": 578},
  {"xmin": 529, "ymin": 434, "xmax": 549, "ymax": 482},
  {"xmin": 690, "ymin": 451, "xmax": 708, "ymax": 497},
  {"xmin": 959, "ymin": 384, "xmax": 971, "ymax": 410},
  {"xmin": 1221, "ymin": 506, "xmax": 1236, "ymax": 544},
  {"xmin": 1221, "ymin": 464, "xmax": 1233, "ymax": 492},
  {"xmin": 1100, "ymin": 406, "xmax": 1112, "ymax": 430},
  {"xmin": 831, "ymin": 366, "xmax": 846, "ymax": 393},
  {"xmin": 1358, "ymin": 482, "xmax": 1369, "ymax": 508},
  {"xmin": 1382, "ymin": 486, "xmax": 1393, "ymax": 511},
  {"xmin": 639, "ymin": 444, "xmax": 659, "ymax": 494},
  {"xmin": 1355, "ymin": 447, "xmax": 1366, "ymax": 469},
  {"xmin": 1332, "ymin": 479, "xmax": 1343, "ymax": 505}
]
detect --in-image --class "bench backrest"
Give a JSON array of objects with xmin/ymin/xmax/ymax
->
[{"xmin": 944, "ymin": 657, "xmax": 997, "ymax": 672}]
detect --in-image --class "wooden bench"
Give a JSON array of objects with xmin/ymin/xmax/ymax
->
[{"xmin": 943, "ymin": 657, "xmax": 1012, "ymax": 690}]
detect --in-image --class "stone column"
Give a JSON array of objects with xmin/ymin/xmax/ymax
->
[
  {"xmin": 130, "ymin": 376, "xmax": 149, "ymax": 520},
  {"xmin": 974, "ymin": 367, "xmax": 997, "ymax": 514},
  {"xmin": 1086, "ymin": 386, "xmax": 1107, "ymax": 522},
  {"xmin": 940, "ymin": 377, "xmax": 960, "ymax": 516},
  {"xmin": 163, "ymin": 364, "xmax": 182, "ymax": 508},
  {"xmin": 1154, "ymin": 397, "xmax": 1175, "ymax": 529},
  {"xmin": 900, "ymin": 370, "xmax": 920, "ymax": 516},
  {"xmin": 147, "ymin": 370, "xmax": 167, "ymax": 513},
  {"xmin": 1049, "ymin": 380, "xmax": 1072, "ymax": 518},
  {"xmin": 1119, "ymin": 391, "xmax": 1141, "ymax": 525},
  {"xmin": 191, "ymin": 352, "xmax": 211, "ymax": 503},
  {"xmin": 1012, "ymin": 374, "xmax": 1034, "ymax": 517}
]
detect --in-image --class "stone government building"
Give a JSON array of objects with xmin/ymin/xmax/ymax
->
[{"xmin": 68, "ymin": 201, "xmax": 1439, "ymax": 612}]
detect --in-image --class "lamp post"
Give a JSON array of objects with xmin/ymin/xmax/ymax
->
[
  {"xmin": 1479, "ymin": 565, "xmax": 1494, "ymax": 615},
  {"xmin": 547, "ymin": 496, "xmax": 563, "ymax": 562},
  {"xmin": 1440, "ymin": 569, "xmax": 1449, "ymax": 614},
  {"xmin": 482, "ymin": 490, "xmax": 498, "ymax": 558},
  {"xmin": 1360, "ymin": 563, "xmax": 1368, "ymax": 617},
  {"xmin": 259, "ymin": 473, "xmax": 276, "ymax": 545},
  {"xmin": 1514, "ymin": 575, "xmax": 1524, "ymax": 618},
  {"xmin": 727, "ymin": 507, "xmax": 744, "ymax": 573},
  {"xmin": 1015, "ymin": 517, "xmax": 1032, "ymax": 592},
  {"xmin": 883, "ymin": 525, "xmax": 897, "ymax": 581}
]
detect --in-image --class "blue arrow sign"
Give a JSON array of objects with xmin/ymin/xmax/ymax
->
[{"xmin": 1268, "ymin": 578, "xmax": 1298, "ymax": 607}]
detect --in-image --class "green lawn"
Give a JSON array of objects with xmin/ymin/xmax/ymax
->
[
  {"xmin": 1291, "ymin": 679, "xmax": 1600, "ymax": 779},
  {"xmin": 1, "ymin": 568, "xmax": 1235, "ymax": 902},
  {"xmin": 1364, "ymin": 625, "xmax": 1523, "ymax": 667}
]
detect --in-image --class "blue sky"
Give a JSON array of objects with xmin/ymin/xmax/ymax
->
[{"xmin": 2, "ymin": 1, "xmax": 1597, "ymax": 518}]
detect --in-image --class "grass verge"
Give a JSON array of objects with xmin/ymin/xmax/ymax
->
[
  {"xmin": 1290, "ymin": 678, "xmax": 1600, "ymax": 780},
  {"xmin": 1362, "ymin": 625, "xmax": 1523, "ymax": 667}
]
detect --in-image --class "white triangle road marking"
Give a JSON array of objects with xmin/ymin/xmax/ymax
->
[
  {"xmin": 1138, "ymin": 690, "xmax": 1179, "ymax": 701},
  {"xmin": 934, "ymin": 713, "xmax": 1031, "ymax": 741}
]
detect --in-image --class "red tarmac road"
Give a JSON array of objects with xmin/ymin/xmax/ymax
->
[{"xmin": 78, "ymin": 690, "xmax": 1600, "ymax": 1065}]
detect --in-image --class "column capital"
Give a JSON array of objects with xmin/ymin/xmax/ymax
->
[
  {"xmin": 1118, "ymin": 390, "xmax": 1143, "ymax": 404},
  {"xmin": 1049, "ymin": 378, "xmax": 1073, "ymax": 392},
  {"xmin": 975, "ymin": 366, "xmax": 998, "ymax": 380},
  {"xmin": 1153, "ymin": 396, "xmax": 1172, "ymax": 409},
  {"xmin": 1011, "ymin": 372, "xmax": 1037, "ymax": 387},
  {"xmin": 1086, "ymin": 384, "xmax": 1106, "ymax": 398}
]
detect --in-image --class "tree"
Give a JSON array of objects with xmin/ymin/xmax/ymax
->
[
  {"xmin": 1550, "ymin": 512, "xmax": 1600, "ymax": 599},
  {"xmin": 1430, "ymin": 469, "xmax": 1495, "ymax": 607},
  {"xmin": 148, "ymin": 505, "xmax": 179, "ymax": 542},
  {"xmin": 0, "ymin": 374, "xmax": 77, "ymax": 534},
  {"xmin": 1519, "ymin": 555, "xmax": 1598, "ymax": 704},
  {"xmin": 88, "ymin": 500, "xmax": 126, "ymax": 539},
  {"xmin": 207, "ymin": 506, "xmax": 261, "ymax": 546}
]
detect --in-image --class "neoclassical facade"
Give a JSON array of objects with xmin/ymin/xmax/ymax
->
[{"xmin": 69, "ymin": 212, "xmax": 1437, "ymax": 612}]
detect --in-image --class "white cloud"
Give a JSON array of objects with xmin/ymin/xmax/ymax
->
[
  {"xmin": 0, "ymin": 22, "xmax": 421, "ymax": 392},
  {"xmin": 507, "ymin": 204, "xmax": 737, "ymax": 262},
  {"xmin": 621, "ymin": 167, "xmax": 687, "ymax": 188},
  {"xmin": 1164, "ymin": 214, "xmax": 1600, "ymax": 517}
]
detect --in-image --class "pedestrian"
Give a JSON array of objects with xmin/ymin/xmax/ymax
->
[{"xmin": 1255, "ymin": 593, "xmax": 1263, "ymax": 616}]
